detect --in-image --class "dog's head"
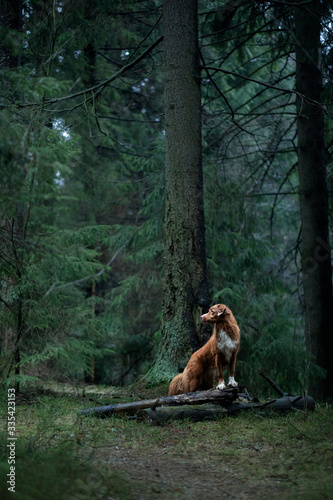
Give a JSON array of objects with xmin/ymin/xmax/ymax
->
[{"xmin": 201, "ymin": 304, "xmax": 229, "ymax": 323}]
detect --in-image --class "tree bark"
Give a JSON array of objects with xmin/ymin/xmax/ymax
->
[
  {"xmin": 295, "ymin": 1, "xmax": 333, "ymax": 399},
  {"xmin": 148, "ymin": 0, "xmax": 210, "ymax": 384},
  {"xmin": 79, "ymin": 389, "xmax": 315, "ymax": 421},
  {"xmin": 78, "ymin": 387, "xmax": 240, "ymax": 416},
  {"xmin": 145, "ymin": 404, "xmax": 228, "ymax": 424},
  {"xmin": 144, "ymin": 395, "xmax": 315, "ymax": 424},
  {"xmin": 0, "ymin": 0, "xmax": 23, "ymax": 390}
]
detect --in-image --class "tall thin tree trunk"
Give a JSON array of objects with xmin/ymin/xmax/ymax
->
[
  {"xmin": 295, "ymin": 1, "xmax": 333, "ymax": 399},
  {"xmin": 1, "ymin": 0, "xmax": 23, "ymax": 390},
  {"xmin": 148, "ymin": 0, "xmax": 210, "ymax": 383},
  {"xmin": 83, "ymin": 4, "xmax": 97, "ymax": 382},
  {"xmin": 0, "ymin": 0, "xmax": 22, "ymax": 69}
]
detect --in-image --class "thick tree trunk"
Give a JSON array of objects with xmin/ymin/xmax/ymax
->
[
  {"xmin": 295, "ymin": 1, "xmax": 333, "ymax": 399},
  {"xmin": 148, "ymin": 0, "xmax": 210, "ymax": 383}
]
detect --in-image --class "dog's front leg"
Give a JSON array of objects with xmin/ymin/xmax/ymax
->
[
  {"xmin": 216, "ymin": 354, "xmax": 226, "ymax": 390},
  {"xmin": 228, "ymin": 352, "xmax": 238, "ymax": 387}
]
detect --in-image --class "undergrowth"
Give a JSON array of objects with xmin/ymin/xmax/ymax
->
[{"xmin": 0, "ymin": 383, "xmax": 332, "ymax": 500}]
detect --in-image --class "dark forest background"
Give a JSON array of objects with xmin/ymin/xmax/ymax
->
[{"xmin": 1, "ymin": 0, "xmax": 333, "ymax": 398}]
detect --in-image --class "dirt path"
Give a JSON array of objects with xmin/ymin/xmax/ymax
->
[{"xmin": 96, "ymin": 446, "xmax": 289, "ymax": 500}]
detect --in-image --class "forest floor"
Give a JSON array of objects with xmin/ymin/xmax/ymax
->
[{"xmin": 1, "ymin": 380, "xmax": 333, "ymax": 500}]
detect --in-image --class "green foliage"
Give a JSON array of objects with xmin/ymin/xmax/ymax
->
[
  {"xmin": 0, "ymin": 389, "xmax": 133, "ymax": 500},
  {"xmin": 1, "ymin": 386, "xmax": 332, "ymax": 499},
  {"xmin": 195, "ymin": 2, "xmax": 315, "ymax": 395},
  {"xmin": 0, "ymin": 437, "xmax": 84, "ymax": 500},
  {"xmin": 0, "ymin": 0, "xmax": 332, "ymax": 394},
  {"xmin": 1, "ymin": 0, "xmax": 165, "ymax": 386},
  {"xmin": 100, "ymin": 147, "xmax": 165, "ymax": 384},
  {"xmin": 0, "ymin": 66, "xmax": 115, "ymax": 384}
]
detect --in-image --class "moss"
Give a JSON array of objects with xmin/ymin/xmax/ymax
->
[{"xmin": 146, "ymin": 320, "xmax": 193, "ymax": 385}]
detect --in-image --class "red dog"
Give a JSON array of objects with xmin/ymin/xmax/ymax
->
[{"xmin": 168, "ymin": 304, "xmax": 240, "ymax": 396}]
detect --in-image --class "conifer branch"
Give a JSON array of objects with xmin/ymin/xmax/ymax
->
[
  {"xmin": 204, "ymin": 65, "xmax": 324, "ymax": 110},
  {"xmin": 199, "ymin": 49, "xmax": 252, "ymax": 135},
  {"xmin": 0, "ymin": 296, "xmax": 15, "ymax": 313},
  {"xmin": 258, "ymin": 0, "xmax": 314, "ymax": 5},
  {"xmin": 21, "ymin": 36, "xmax": 163, "ymax": 109},
  {"xmin": 269, "ymin": 162, "xmax": 298, "ymax": 238},
  {"xmin": 43, "ymin": 242, "xmax": 129, "ymax": 298}
]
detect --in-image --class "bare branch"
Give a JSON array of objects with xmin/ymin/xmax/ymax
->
[
  {"xmin": 21, "ymin": 36, "xmax": 164, "ymax": 108},
  {"xmin": 269, "ymin": 161, "xmax": 298, "ymax": 238},
  {"xmin": 0, "ymin": 296, "xmax": 16, "ymax": 313},
  {"xmin": 244, "ymin": 191, "xmax": 298, "ymax": 197},
  {"xmin": 257, "ymin": 0, "xmax": 315, "ymax": 6},
  {"xmin": 200, "ymin": 50, "xmax": 252, "ymax": 135},
  {"xmin": 42, "ymin": 241, "xmax": 129, "ymax": 299},
  {"xmin": 204, "ymin": 66, "xmax": 325, "ymax": 110},
  {"xmin": 126, "ymin": 14, "xmax": 162, "ymax": 64}
]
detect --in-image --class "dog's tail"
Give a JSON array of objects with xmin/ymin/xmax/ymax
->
[{"xmin": 168, "ymin": 373, "xmax": 184, "ymax": 396}]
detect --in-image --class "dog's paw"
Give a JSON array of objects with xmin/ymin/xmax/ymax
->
[
  {"xmin": 228, "ymin": 377, "xmax": 238, "ymax": 387},
  {"xmin": 216, "ymin": 381, "xmax": 226, "ymax": 390}
]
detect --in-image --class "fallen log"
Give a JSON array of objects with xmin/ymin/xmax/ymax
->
[
  {"xmin": 144, "ymin": 394, "xmax": 315, "ymax": 424},
  {"xmin": 78, "ymin": 369, "xmax": 316, "ymax": 422},
  {"xmin": 228, "ymin": 394, "xmax": 315, "ymax": 413},
  {"xmin": 78, "ymin": 387, "xmax": 240, "ymax": 417},
  {"xmin": 145, "ymin": 404, "xmax": 228, "ymax": 424}
]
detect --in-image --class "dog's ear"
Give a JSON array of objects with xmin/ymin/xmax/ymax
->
[{"xmin": 217, "ymin": 304, "xmax": 226, "ymax": 316}]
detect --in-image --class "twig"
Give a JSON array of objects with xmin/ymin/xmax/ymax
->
[
  {"xmin": 43, "ymin": 242, "xmax": 129, "ymax": 298},
  {"xmin": 204, "ymin": 65, "xmax": 325, "ymax": 111},
  {"xmin": 287, "ymin": 421, "xmax": 314, "ymax": 441},
  {"xmin": 150, "ymin": 399, "xmax": 160, "ymax": 411},
  {"xmin": 0, "ymin": 296, "xmax": 16, "ymax": 313},
  {"xmin": 258, "ymin": 0, "xmax": 316, "ymax": 6},
  {"xmin": 20, "ymin": 36, "xmax": 163, "ymax": 109},
  {"xmin": 258, "ymin": 368, "xmax": 287, "ymax": 397},
  {"xmin": 269, "ymin": 161, "xmax": 298, "ymax": 240},
  {"xmin": 199, "ymin": 49, "xmax": 252, "ymax": 135},
  {"xmin": 114, "ymin": 345, "xmax": 154, "ymax": 385},
  {"xmin": 126, "ymin": 14, "xmax": 162, "ymax": 64}
]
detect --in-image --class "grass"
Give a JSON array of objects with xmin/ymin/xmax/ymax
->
[{"xmin": 0, "ymin": 382, "xmax": 333, "ymax": 499}]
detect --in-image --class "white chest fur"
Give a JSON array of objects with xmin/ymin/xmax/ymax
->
[{"xmin": 217, "ymin": 330, "xmax": 237, "ymax": 360}]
